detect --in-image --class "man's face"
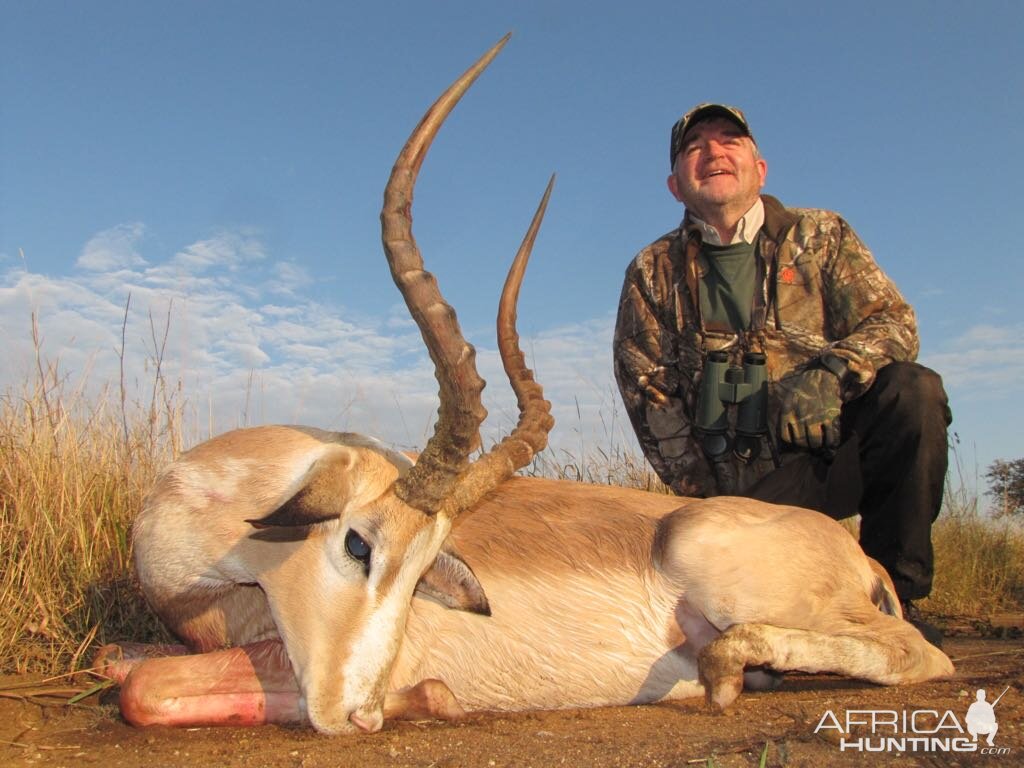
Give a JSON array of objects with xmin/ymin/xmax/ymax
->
[{"xmin": 667, "ymin": 117, "xmax": 767, "ymax": 218}]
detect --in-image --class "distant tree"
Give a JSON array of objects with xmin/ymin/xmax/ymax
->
[{"xmin": 985, "ymin": 459, "xmax": 1024, "ymax": 517}]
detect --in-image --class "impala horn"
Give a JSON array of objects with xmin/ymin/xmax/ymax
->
[{"xmin": 380, "ymin": 33, "xmax": 554, "ymax": 517}]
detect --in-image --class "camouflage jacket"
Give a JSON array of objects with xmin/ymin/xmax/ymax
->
[{"xmin": 613, "ymin": 195, "xmax": 919, "ymax": 496}]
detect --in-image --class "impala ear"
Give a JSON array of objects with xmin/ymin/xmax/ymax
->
[
  {"xmin": 415, "ymin": 546, "xmax": 491, "ymax": 616},
  {"xmin": 247, "ymin": 450, "xmax": 354, "ymax": 529}
]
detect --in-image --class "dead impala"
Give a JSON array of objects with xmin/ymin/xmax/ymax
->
[{"xmin": 96, "ymin": 35, "xmax": 953, "ymax": 734}]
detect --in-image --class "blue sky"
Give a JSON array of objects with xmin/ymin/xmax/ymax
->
[{"xmin": 2, "ymin": 1, "xmax": 1022, "ymax": 503}]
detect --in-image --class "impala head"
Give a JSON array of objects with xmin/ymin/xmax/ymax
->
[
  {"xmin": 229, "ymin": 440, "xmax": 464, "ymax": 734},
  {"xmin": 242, "ymin": 34, "xmax": 554, "ymax": 734}
]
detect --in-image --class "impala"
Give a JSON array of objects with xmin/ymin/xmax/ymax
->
[{"xmin": 97, "ymin": 35, "xmax": 953, "ymax": 735}]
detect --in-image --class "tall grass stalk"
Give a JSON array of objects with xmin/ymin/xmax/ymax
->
[{"xmin": 0, "ymin": 344, "xmax": 179, "ymax": 673}]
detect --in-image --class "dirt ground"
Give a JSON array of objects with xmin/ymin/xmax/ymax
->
[{"xmin": 1, "ymin": 636, "xmax": 1020, "ymax": 768}]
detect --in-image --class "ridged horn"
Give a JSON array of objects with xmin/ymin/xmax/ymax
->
[
  {"xmin": 445, "ymin": 176, "xmax": 556, "ymax": 515},
  {"xmin": 381, "ymin": 34, "xmax": 510, "ymax": 514}
]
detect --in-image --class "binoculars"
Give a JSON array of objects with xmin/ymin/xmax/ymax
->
[{"xmin": 694, "ymin": 350, "xmax": 768, "ymax": 462}]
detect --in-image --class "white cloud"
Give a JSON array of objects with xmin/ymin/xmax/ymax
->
[
  {"xmin": 921, "ymin": 323, "xmax": 1024, "ymax": 398},
  {"xmin": 77, "ymin": 223, "xmax": 147, "ymax": 271},
  {"xmin": 269, "ymin": 261, "xmax": 312, "ymax": 295},
  {"xmin": 172, "ymin": 231, "xmax": 266, "ymax": 273}
]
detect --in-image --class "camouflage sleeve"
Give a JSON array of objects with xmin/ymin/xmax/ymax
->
[
  {"xmin": 613, "ymin": 256, "xmax": 715, "ymax": 496},
  {"xmin": 818, "ymin": 217, "xmax": 920, "ymax": 400}
]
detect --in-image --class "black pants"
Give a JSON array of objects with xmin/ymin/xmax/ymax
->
[{"xmin": 745, "ymin": 362, "xmax": 952, "ymax": 601}]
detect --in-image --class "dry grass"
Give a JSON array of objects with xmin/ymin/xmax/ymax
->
[
  {"xmin": 926, "ymin": 514, "xmax": 1024, "ymax": 616},
  {"xmin": 922, "ymin": 476, "xmax": 1024, "ymax": 616},
  {"xmin": 528, "ymin": 443, "xmax": 670, "ymax": 494},
  {"xmin": 0, "ymin": 336, "xmax": 180, "ymax": 673},
  {"xmin": 1, "ymin": 348, "xmax": 1021, "ymax": 674}
]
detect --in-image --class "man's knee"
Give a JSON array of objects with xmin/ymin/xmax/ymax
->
[
  {"xmin": 875, "ymin": 361, "xmax": 944, "ymax": 398},
  {"xmin": 871, "ymin": 363, "xmax": 951, "ymax": 427}
]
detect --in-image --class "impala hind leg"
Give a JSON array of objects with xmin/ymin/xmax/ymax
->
[{"xmin": 698, "ymin": 619, "xmax": 954, "ymax": 710}]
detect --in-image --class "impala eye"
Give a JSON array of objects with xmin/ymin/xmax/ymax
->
[{"xmin": 345, "ymin": 529, "xmax": 372, "ymax": 573}]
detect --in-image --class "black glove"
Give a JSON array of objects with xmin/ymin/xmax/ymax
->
[{"xmin": 777, "ymin": 368, "xmax": 842, "ymax": 451}]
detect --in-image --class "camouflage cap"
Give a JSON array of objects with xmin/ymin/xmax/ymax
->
[{"xmin": 669, "ymin": 103, "xmax": 754, "ymax": 166}]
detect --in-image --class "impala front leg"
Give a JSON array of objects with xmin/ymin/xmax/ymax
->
[
  {"xmin": 101, "ymin": 640, "xmax": 465, "ymax": 729},
  {"xmin": 116, "ymin": 640, "xmax": 305, "ymax": 728}
]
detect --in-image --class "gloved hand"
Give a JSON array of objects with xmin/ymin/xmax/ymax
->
[{"xmin": 777, "ymin": 367, "xmax": 842, "ymax": 451}]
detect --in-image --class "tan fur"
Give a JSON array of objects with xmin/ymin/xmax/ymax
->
[{"xmin": 132, "ymin": 427, "xmax": 953, "ymax": 732}]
